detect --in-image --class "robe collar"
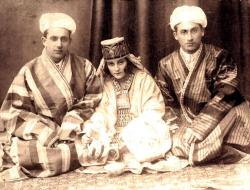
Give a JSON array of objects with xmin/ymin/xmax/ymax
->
[{"xmin": 180, "ymin": 44, "xmax": 203, "ymax": 71}]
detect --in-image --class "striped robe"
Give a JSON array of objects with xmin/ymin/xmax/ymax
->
[
  {"xmin": 0, "ymin": 50, "xmax": 102, "ymax": 180},
  {"xmin": 155, "ymin": 44, "xmax": 250, "ymax": 165}
]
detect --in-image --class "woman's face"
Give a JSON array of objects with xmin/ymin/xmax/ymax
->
[{"xmin": 106, "ymin": 57, "xmax": 128, "ymax": 79}]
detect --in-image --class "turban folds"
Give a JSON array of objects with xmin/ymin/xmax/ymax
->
[
  {"xmin": 170, "ymin": 5, "xmax": 207, "ymax": 31},
  {"xmin": 39, "ymin": 13, "xmax": 76, "ymax": 34}
]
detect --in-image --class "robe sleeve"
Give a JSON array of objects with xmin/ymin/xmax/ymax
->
[
  {"xmin": 188, "ymin": 50, "xmax": 244, "ymax": 140},
  {"xmin": 81, "ymin": 59, "xmax": 103, "ymax": 119},
  {"xmin": 0, "ymin": 67, "xmax": 60, "ymax": 146},
  {"xmin": 75, "ymin": 90, "xmax": 116, "ymax": 166},
  {"xmin": 60, "ymin": 60, "xmax": 102, "ymax": 140},
  {"xmin": 75, "ymin": 87, "xmax": 113, "ymax": 164},
  {"xmin": 155, "ymin": 60, "xmax": 180, "ymax": 124},
  {"xmin": 120, "ymin": 72, "xmax": 172, "ymax": 163},
  {"xmin": 83, "ymin": 88, "xmax": 112, "ymax": 136},
  {"xmin": 138, "ymin": 73, "xmax": 165, "ymax": 120}
]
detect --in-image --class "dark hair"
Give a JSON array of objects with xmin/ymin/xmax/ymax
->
[
  {"xmin": 104, "ymin": 57, "xmax": 135, "ymax": 76},
  {"xmin": 43, "ymin": 30, "xmax": 48, "ymax": 38}
]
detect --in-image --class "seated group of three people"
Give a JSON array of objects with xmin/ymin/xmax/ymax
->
[{"xmin": 0, "ymin": 5, "xmax": 250, "ymax": 180}]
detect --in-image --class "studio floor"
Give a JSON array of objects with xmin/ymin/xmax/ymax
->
[{"xmin": 1, "ymin": 162, "xmax": 250, "ymax": 190}]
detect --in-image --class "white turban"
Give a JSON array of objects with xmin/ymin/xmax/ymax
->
[
  {"xmin": 39, "ymin": 13, "xmax": 76, "ymax": 34},
  {"xmin": 169, "ymin": 5, "xmax": 207, "ymax": 31}
]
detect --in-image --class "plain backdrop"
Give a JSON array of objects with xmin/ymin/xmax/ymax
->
[{"xmin": 0, "ymin": 0, "xmax": 249, "ymax": 103}]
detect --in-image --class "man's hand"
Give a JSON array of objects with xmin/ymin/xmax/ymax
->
[{"xmin": 183, "ymin": 128, "xmax": 199, "ymax": 144}]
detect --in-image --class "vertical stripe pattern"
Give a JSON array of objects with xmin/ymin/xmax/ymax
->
[{"xmin": 156, "ymin": 44, "xmax": 250, "ymax": 164}]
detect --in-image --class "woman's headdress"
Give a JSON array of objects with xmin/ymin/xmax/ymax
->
[
  {"xmin": 97, "ymin": 37, "xmax": 147, "ymax": 77},
  {"xmin": 101, "ymin": 37, "xmax": 129, "ymax": 60}
]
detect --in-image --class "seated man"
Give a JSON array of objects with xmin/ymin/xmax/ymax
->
[
  {"xmin": 0, "ymin": 13, "xmax": 102, "ymax": 180},
  {"xmin": 155, "ymin": 5, "xmax": 250, "ymax": 165}
]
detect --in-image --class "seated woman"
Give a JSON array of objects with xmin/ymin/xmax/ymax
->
[{"xmin": 75, "ymin": 37, "xmax": 187, "ymax": 175}]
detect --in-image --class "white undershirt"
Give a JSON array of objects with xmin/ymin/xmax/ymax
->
[
  {"xmin": 180, "ymin": 44, "xmax": 203, "ymax": 71},
  {"xmin": 55, "ymin": 59, "xmax": 66, "ymax": 72}
]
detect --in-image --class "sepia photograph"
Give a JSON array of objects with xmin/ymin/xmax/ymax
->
[{"xmin": 1, "ymin": 0, "xmax": 250, "ymax": 189}]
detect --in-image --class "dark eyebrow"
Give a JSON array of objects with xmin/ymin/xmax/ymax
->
[
  {"xmin": 118, "ymin": 59, "xmax": 125, "ymax": 63},
  {"xmin": 107, "ymin": 61, "xmax": 115, "ymax": 65},
  {"xmin": 47, "ymin": 35, "xmax": 58, "ymax": 39}
]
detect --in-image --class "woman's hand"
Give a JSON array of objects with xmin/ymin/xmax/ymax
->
[{"xmin": 87, "ymin": 140, "xmax": 105, "ymax": 160}]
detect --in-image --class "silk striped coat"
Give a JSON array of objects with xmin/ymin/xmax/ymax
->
[
  {"xmin": 155, "ymin": 44, "xmax": 250, "ymax": 165},
  {"xmin": 0, "ymin": 50, "xmax": 102, "ymax": 180}
]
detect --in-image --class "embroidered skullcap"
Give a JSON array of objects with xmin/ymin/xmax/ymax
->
[
  {"xmin": 39, "ymin": 13, "xmax": 76, "ymax": 34},
  {"xmin": 101, "ymin": 37, "xmax": 130, "ymax": 60},
  {"xmin": 170, "ymin": 5, "xmax": 207, "ymax": 31}
]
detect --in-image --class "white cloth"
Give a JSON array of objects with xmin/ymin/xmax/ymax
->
[
  {"xmin": 39, "ymin": 13, "xmax": 76, "ymax": 34},
  {"xmin": 180, "ymin": 44, "xmax": 203, "ymax": 71},
  {"xmin": 0, "ymin": 144, "xmax": 3, "ymax": 171},
  {"xmin": 170, "ymin": 5, "xmax": 207, "ymax": 30},
  {"xmin": 101, "ymin": 37, "xmax": 124, "ymax": 46},
  {"xmin": 121, "ymin": 115, "xmax": 172, "ymax": 162}
]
